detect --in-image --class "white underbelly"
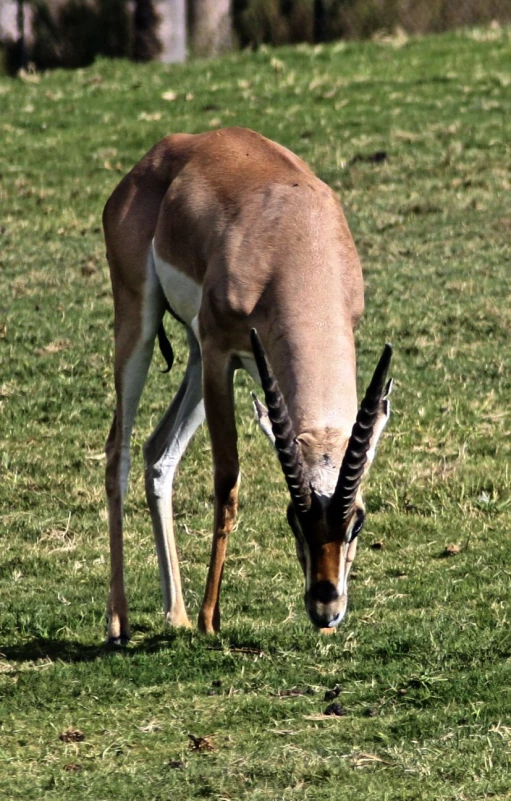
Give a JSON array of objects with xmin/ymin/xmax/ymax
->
[
  {"xmin": 152, "ymin": 241, "xmax": 202, "ymax": 328},
  {"xmin": 152, "ymin": 244, "xmax": 259, "ymax": 379}
]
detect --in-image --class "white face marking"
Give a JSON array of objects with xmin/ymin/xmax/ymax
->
[
  {"xmin": 152, "ymin": 241, "xmax": 202, "ymax": 326},
  {"xmin": 251, "ymin": 393, "xmax": 275, "ymax": 444},
  {"xmin": 364, "ymin": 391, "xmax": 391, "ymax": 472},
  {"xmin": 337, "ymin": 543, "xmax": 349, "ymax": 597}
]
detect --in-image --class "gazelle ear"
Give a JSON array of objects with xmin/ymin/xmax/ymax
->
[
  {"xmin": 251, "ymin": 392, "xmax": 275, "ymax": 445},
  {"xmin": 364, "ymin": 378, "xmax": 392, "ymax": 473}
]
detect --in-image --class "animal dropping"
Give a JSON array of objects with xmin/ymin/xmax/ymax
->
[
  {"xmin": 59, "ymin": 729, "xmax": 85, "ymax": 743},
  {"xmin": 324, "ymin": 702, "xmax": 346, "ymax": 717},
  {"xmin": 102, "ymin": 127, "xmax": 392, "ymax": 643},
  {"xmin": 188, "ymin": 734, "xmax": 215, "ymax": 752}
]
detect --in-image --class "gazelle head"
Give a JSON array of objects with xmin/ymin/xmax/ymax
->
[{"xmin": 250, "ymin": 329, "xmax": 392, "ymax": 630}]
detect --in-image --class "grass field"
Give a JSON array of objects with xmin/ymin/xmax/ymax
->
[{"xmin": 1, "ymin": 24, "xmax": 510, "ymax": 800}]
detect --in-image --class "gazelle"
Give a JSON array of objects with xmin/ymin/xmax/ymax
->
[{"xmin": 103, "ymin": 127, "xmax": 392, "ymax": 644}]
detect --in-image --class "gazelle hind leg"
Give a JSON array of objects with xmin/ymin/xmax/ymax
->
[
  {"xmin": 144, "ymin": 329, "xmax": 205, "ymax": 628},
  {"xmin": 105, "ymin": 284, "xmax": 165, "ymax": 645}
]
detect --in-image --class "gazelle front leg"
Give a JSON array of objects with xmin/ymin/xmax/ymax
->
[{"xmin": 198, "ymin": 351, "xmax": 240, "ymax": 634}]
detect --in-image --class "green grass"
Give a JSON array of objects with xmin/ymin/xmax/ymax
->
[{"xmin": 1, "ymin": 25, "xmax": 510, "ymax": 800}]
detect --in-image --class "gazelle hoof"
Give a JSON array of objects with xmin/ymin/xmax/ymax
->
[
  {"xmin": 197, "ymin": 608, "xmax": 220, "ymax": 634},
  {"xmin": 106, "ymin": 635, "xmax": 130, "ymax": 647},
  {"xmin": 164, "ymin": 611, "xmax": 192, "ymax": 629}
]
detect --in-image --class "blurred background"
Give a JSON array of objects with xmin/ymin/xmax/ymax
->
[{"xmin": 1, "ymin": 0, "xmax": 511, "ymax": 74}]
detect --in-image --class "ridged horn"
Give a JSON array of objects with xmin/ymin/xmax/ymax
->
[
  {"xmin": 250, "ymin": 328, "xmax": 311, "ymax": 514},
  {"xmin": 330, "ymin": 344, "xmax": 393, "ymax": 523}
]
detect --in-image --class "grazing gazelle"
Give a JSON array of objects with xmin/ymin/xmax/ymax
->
[{"xmin": 103, "ymin": 127, "xmax": 392, "ymax": 644}]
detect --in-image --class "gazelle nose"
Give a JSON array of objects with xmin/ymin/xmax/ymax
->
[
  {"xmin": 309, "ymin": 580, "xmax": 339, "ymax": 605},
  {"xmin": 306, "ymin": 581, "xmax": 347, "ymax": 629}
]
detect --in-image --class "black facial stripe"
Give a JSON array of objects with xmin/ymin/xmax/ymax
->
[{"xmin": 286, "ymin": 504, "xmax": 303, "ymax": 541}]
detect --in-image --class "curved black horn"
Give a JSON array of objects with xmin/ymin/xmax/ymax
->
[
  {"xmin": 330, "ymin": 344, "xmax": 393, "ymax": 523},
  {"xmin": 250, "ymin": 329, "xmax": 311, "ymax": 514}
]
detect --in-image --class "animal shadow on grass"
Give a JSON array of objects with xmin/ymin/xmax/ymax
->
[{"xmin": 1, "ymin": 629, "xmax": 183, "ymax": 665}]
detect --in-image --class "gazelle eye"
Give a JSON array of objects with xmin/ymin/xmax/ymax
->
[{"xmin": 349, "ymin": 510, "xmax": 365, "ymax": 542}]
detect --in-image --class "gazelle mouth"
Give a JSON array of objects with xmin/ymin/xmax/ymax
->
[{"xmin": 307, "ymin": 608, "xmax": 344, "ymax": 629}]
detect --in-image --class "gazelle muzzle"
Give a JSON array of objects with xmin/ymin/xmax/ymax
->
[{"xmin": 306, "ymin": 580, "xmax": 347, "ymax": 628}]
